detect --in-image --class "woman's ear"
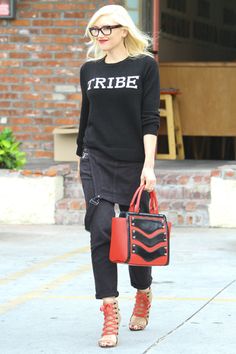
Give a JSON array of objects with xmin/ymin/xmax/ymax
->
[{"xmin": 121, "ymin": 28, "xmax": 128, "ymax": 39}]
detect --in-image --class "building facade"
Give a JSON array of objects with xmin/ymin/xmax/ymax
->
[
  {"xmin": 0, "ymin": 0, "xmax": 236, "ymax": 163},
  {"xmin": 0, "ymin": 0, "xmax": 122, "ymax": 162}
]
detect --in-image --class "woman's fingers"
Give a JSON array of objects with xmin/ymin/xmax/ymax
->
[
  {"xmin": 144, "ymin": 180, "xmax": 156, "ymax": 192},
  {"xmin": 140, "ymin": 167, "xmax": 156, "ymax": 192},
  {"xmin": 140, "ymin": 174, "xmax": 145, "ymax": 186}
]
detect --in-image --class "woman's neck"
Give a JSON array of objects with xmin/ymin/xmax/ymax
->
[{"xmin": 104, "ymin": 48, "xmax": 129, "ymax": 64}]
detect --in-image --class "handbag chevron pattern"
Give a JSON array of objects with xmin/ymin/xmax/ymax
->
[{"xmin": 109, "ymin": 185, "xmax": 170, "ymax": 266}]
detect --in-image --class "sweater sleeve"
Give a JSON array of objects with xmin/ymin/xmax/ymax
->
[
  {"xmin": 76, "ymin": 64, "xmax": 89, "ymax": 157},
  {"xmin": 141, "ymin": 58, "xmax": 160, "ymax": 136}
]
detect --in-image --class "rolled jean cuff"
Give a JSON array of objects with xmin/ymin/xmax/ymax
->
[
  {"xmin": 95, "ymin": 290, "xmax": 119, "ymax": 300},
  {"xmin": 130, "ymin": 280, "xmax": 152, "ymax": 290}
]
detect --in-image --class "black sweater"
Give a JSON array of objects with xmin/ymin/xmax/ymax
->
[{"xmin": 76, "ymin": 55, "xmax": 160, "ymax": 162}]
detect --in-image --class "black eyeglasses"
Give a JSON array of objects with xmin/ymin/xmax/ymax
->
[{"xmin": 89, "ymin": 24, "xmax": 123, "ymax": 37}]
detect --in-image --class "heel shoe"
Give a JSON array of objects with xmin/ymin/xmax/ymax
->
[
  {"xmin": 129, "ymin": 288, "xmax": 152, "ymax": 331},
  {"xmin": 98, "ymin": 300, "xmax": 120, "ymax": 347}
]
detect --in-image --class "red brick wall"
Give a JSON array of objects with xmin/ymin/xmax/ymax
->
[{"xmin": 0, "ymin": 0, "xmax": 123, "ymax": 162}]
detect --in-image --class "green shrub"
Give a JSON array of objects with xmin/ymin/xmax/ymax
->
[{"xmin": 0, "ymin": 128, "xmax": 27, "ymax": 169}]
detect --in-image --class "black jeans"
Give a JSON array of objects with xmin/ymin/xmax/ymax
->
[{"xmin": 80, "ymin": 151, "xmax": 152, "ymax": 299}]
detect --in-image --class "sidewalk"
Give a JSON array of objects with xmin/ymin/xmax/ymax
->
[{"xmin": 0, "ymin": 225, "xmax": 235, "ymax": 354}]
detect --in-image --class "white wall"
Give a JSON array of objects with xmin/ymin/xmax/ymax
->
[
  {"xmin": 209, "ymin": 177, "xmax": 236, "ymax": 227},
  {"xmin": 0, "ymin": 175, "xmax": 63, "ymax": 224}
]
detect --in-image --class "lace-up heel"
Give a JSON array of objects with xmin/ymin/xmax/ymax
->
[
  {"xmin": 129, "ymin": 288, "xmax": 152, "ymax": 331},
  {"xmin": 98, "ymin": 300, "xmax": 120, "ymax": 348}
]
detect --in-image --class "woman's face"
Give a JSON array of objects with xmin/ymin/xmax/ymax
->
[{"xmin": 91, "ymin": 15, "xmax": 128, "ymax": 53}]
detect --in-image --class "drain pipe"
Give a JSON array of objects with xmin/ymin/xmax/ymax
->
[{"xmin": 152, "ymin": 0, "xmax": 160, "ymax": 61}]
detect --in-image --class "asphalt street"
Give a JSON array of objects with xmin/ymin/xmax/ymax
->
[{"xmin": 0, "ymin": 225, "xmax": 235, "ymax": 354}]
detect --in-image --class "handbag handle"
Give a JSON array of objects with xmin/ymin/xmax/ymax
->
[{"xmin": 129, "ymin": 185, "xmax": 159, "ymax": 214}]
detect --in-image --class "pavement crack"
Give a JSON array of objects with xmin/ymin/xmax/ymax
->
[{"xmin": 142, "ymin": 279, "xmax": 236, "ymax": 354}]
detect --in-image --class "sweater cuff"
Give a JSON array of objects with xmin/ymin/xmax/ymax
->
[{"xmin": 142, "ymin": 124, "xmax": 158, "ymax": 136}]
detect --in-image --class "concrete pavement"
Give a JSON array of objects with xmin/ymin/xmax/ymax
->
[{"xmin": 0, "ymin": 225, "xmax": 236, "ymax": 354}]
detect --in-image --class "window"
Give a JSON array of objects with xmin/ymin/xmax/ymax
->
[
  {"xmin": 125, "ymin": 0, "xmax": 153, "ymax": 36},
  {"xmin": 223, "ymin": 8, "xmax": 236, "ymax": 26},
  {"xmin": 193, "ymin": 21, "xmax": 218, "ymax": 43},
  {"xmin": 198, "ymin": 0, "xmax": 210, "ymax": 19},
  {"xmin": 141, "ymin": 0, "xmax": 152, "ymax": 35},
  {"xmin": 125, "ymin": 0, "xmax": 141, "ymax": 27},
  {"xmin": 167, "ymin": 0, "xmax": 186, "ymax": 13},
  {"xmin": 161, "ymin": 12, "xmax": 190, "ymax": 38},
  {"xmin": 219, "ymin": 29, "xmax": 236, "ymax": 48}
]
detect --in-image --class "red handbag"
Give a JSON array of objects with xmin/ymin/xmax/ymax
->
[{"xmin": 109, "ymin": 185, "xmax": 170, "ymax": 266}]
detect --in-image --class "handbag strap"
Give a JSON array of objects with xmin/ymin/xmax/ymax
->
[
  {"xmin": 129, "ymin": 185, "xmax": 159, "ymax": 214},
  {"xmin": 129, "ymin": 185, "xmax": 145, "ymax": 212},
  {"xmin": 149, "ymin": 190, "xmax": 159, "ymax": 214}
]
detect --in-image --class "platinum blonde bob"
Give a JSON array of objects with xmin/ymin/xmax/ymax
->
[{"xmin": 85, "ymin": 5, "xmax": 153, "ymax": 60}]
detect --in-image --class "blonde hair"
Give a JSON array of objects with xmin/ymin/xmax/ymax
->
[{"xmin": 84, "ymin": 5, "xmax": 153, "ymax": 61}]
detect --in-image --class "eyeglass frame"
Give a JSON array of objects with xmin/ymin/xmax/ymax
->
[{"xmin": 88, "ymin": 24, "xmax": 123, "ymax": 37}]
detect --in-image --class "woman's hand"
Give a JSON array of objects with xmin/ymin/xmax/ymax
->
[
  {"xmin": 140, "ymin": 166, "xmax": 156, "ymax": 192},
  {"xmin": 141, "ymin": 134, "xmax": 157, "ymax": 191}
]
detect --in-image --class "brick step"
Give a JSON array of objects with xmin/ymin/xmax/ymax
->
[
  {"xmin": 63, "ymin": 170, "xmax": 211, "ymax": 198},
  {"xmin": 56, "ymin": 197, "xmax": 86, "ymax": 210},
  {"xmin": 56, "ymin": 168, "xmax": 212, "ymax": 226},
  {"xmin": 63, "ymin": 184, "xmax": 211, "ymax": 201},
  {"xmin": 158, "ymin": 198, "xmax": 210, "ymax": 211},
  {"xmin": 156, "ymin": 185, "xmax": 210, "ymax": 200},
  {"xmin": 156, "ymin": 171, "xmax": 211, "ymax": 185},
  {"xmin": 55, "ymin": 196, "xmax": 210, "ymax": 226},
  {"xmin": 56, "ymin": 197, "xmax": 210, "ymax": 212},
  {"xmin": 158, "ymin": 198, "xmax": 209, "ymax": 226},
  {"xmin": 55, "ymin": 198, "xmax": 86, "ymax": 225},
  {"xmin": 63, "ymin": 172, "xmax": 85, "ymax": 199},
  {"xmin": 64, "ymin": 182, "xmax": 211, "ymax": 200}
]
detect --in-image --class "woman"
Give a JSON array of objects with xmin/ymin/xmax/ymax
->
[{"xmin": 76, "ymin": 4, "xmax": 160, "ymax": 348}]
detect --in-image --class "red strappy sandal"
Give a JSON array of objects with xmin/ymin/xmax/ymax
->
[
  {"xmin": 129, "ymin": 288, "xmax": 152, "ymax": 331},
  {"xmin": 98, "ymin": 300, "xmax": 120, "ymax": 348}
]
